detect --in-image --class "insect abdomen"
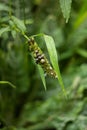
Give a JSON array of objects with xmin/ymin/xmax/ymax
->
[{"xmin": 28, "ymin": 38, "xmax": 57, "ymax": 78}]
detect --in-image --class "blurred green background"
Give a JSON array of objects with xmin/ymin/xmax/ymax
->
[{"xmin": 0, "ymin": 0, "xmax": 87, "ymax": 129}]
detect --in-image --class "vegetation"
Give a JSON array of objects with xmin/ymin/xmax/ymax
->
[{"xmin": 0, "ymin": 0, "xmax": 87, "ymax": 130}]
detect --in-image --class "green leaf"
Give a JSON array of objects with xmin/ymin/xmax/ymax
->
[
  {"xmin": 0, "ymin": 81, "xmax": 16, "ymax": 88},
  {"xmin": 76, "ymin": 48, "xmax": 87, "ymax": 58},
  {"xmin": 38, "ymin": 65, "xmax": 46, "ymax": 90},
  {"xmin": 0, "ymin": 3, "xmax": 11, "ymax": 11},
  {"xmin": 11, "ymin": 16, "xmax": 26, "ymax": 33},
  {"xmin": 0, "ymin": 27, "xmax": 10, "ymax": 36},
  {"xmin": 59, "ymin": 0, "xmax": 72, "ymax": 23},
  {"xmin": 44, "ymin": 35, "xmax": 66, "ymax": 96}
]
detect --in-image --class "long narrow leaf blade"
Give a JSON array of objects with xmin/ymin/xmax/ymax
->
[
  {"xmin": 38, "ymin": 65, "xmax": 46, "ymax": 90},
  {"xmin": 59, "ymin": 0, "xmax": 72, "ymax": 23},
  {"xmin": 44, "ymin": 35, "xmax": 66, "ymax": 96}
]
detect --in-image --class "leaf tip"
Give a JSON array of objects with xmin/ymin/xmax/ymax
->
[{"xmin": 66, "ymin": 18, "xmax": 69, "ymax": 23}]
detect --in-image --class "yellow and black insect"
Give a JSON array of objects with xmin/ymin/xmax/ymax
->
[{"xmin": 28, "ymin": 37, "xmax": 57, "ymax": 78}]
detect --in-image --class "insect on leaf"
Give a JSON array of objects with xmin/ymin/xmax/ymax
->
[{"xmin": 28, "ymin": 38, "xmax": 57, "ymax": 78}]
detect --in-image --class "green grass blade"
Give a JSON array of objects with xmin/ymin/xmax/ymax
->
[
  {"xmin": 38, "ymin": 65, "xmax": 46, "ymax": 90},
  {"xmin": 0, "ymin": 81, "xmax": 16, "ymax": 88},
  {"xmin": 44, "ymin": 35, "xmax": 66, "ymax": 96}
]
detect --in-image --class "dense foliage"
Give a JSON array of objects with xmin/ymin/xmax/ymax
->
[{"xmin": 0, "ymin": 0, "xmax": 87, "ymax": 130}]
